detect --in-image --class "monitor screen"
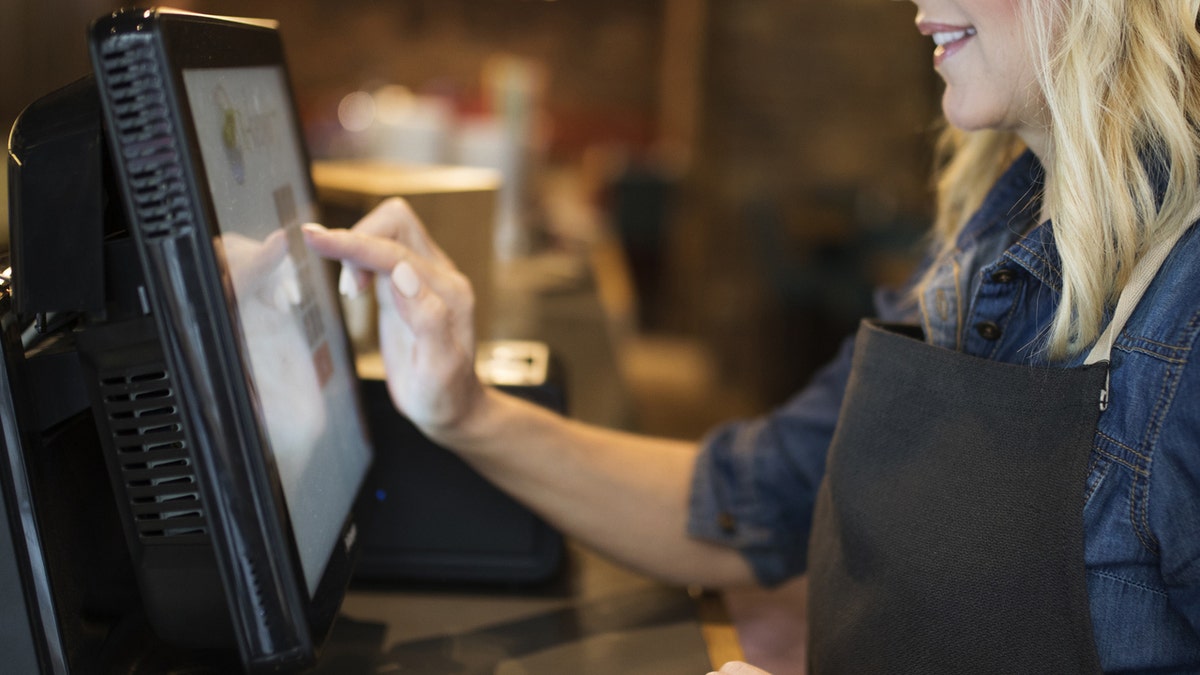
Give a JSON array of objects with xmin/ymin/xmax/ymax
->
[{"xmin": 181, "ymin": 65, "xmax": 370, "ymax": 596}]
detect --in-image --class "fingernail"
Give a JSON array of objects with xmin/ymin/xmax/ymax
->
[
  {"xmin": 301, "ymin": 222, "xmax": 327, "ymax": 235},
  {"xmin": 339, "ymin": 265, "xmax": 362, "ymax": 298},
  {"xmin": 391, "ymin": 261, "xmax": 420, "ymax": 298}
]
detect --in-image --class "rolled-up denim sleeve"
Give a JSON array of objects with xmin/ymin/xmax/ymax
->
[
  {"xmin": 688, "ymin": 285, "xmax": 918, "ymax": 587},
  {"xmin": 687, "ymin": 336, "xmax": 852, "ymax": 587}
]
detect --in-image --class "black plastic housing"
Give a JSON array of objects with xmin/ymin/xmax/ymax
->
[{"xmin": 2, "ymin": 8, "xmax": 373, "ymax": 673}]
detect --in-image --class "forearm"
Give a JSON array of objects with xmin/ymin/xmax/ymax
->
[
  {"xmin": 434, "ymin": 387, "xmax": 758, "ymax": 588},
  {"xmin": 301, "ymin": 214, "xmax": 754, "ymax": 586}
]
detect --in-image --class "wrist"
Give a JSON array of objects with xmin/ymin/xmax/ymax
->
[
  {"xmin": 430, "ymin": 386, "xmax": 556, "ymax": 459},
  {"xmin": 424, "ymin": 385, "xmax": 507, "ymax": 451}
]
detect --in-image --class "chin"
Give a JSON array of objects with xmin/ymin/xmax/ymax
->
[
  {"xmin": 943, "ymin": 104, "xmax": 1005, "ymax": 134},
  {"xmin": 941, "ymin": 87, "xmax": 983, "ymax": 129}
]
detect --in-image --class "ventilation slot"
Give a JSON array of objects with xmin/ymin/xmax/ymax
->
[
  {"xmin": 99, "ymin": 365, "xmax": 207, "ymax": 541},
  {"xmin": 98, "ymin": 36, "xmax": 193, "ymax": 240}
]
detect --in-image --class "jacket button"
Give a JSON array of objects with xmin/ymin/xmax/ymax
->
[
  {"xmin": 717, "ymin": 512, "xmax": 737, "ymax": 534},
  {"xmin": 975, "ymin": 321, "xmax": 1002, "ymax": 340},
  {"xmin": 990, "ymin": 268, "xmax": 1016, "ymax": 283}
]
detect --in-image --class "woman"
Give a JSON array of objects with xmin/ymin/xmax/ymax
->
[{"xmin": 304, "ymin": 0, "xmax": 1200, "ymax": 671}]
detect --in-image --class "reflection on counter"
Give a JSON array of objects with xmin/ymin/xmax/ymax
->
[{"xmin": 333, "ymin": 542, "xmax": 721, "ymax": 675}]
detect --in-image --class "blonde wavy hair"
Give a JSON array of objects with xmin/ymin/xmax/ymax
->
[{"xmin": 929, "ymin": 0, "xmax": 1200, "ymax": 359}]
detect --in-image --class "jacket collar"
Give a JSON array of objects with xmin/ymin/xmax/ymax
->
[{"xmin": 957, "ymin": 150, "xmax": 1062, "ymax": 294}]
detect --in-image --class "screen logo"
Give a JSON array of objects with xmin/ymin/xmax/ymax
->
[{"xmin": 214, "ymin": 84, "xmax": 247, "ymax": 185}]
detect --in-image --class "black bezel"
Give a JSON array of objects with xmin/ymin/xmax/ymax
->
[{"xmin": 89, "ymin": 7, "xmax": 369, "ymax": 670}]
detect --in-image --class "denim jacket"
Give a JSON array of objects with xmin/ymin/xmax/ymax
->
[{"xmin": 689, "ymin": 151, "xmax": 1200, "ymax": 672}]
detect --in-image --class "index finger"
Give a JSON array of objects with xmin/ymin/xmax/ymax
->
[
  {"xmin": 302, "ymin": 224, "xmax": 414, "ymax": 275},
  {"xmin": 351, "ymin": 197, "xmax": 453, "ymax": 266}
]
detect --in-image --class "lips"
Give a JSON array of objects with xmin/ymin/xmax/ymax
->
[{"xmin": 918, "ymin": 21, "xmax": 977, "ymax": 66}]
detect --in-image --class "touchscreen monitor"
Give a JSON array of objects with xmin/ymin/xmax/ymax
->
[{"xmin": 79, "ymin": 8, "xmax": 374, "ymax": 669}]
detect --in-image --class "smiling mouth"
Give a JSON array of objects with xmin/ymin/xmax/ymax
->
[
  {"xmin": 932, "ymin": 27, "xmax": 977, "ymax": 46},
  {"xmin": 924, "ymin": 25, "xmax": 977, "ymax": 66}
]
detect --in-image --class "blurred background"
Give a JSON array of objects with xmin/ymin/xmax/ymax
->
[{"xmin": 1, "ymin": 0, "xmax": 942, "ymax": 440}]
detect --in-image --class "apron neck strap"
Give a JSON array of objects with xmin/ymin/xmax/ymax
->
[
  {"xmin": 1084, "ymin": 215, "xmax": 1196, "ymax": 366},
  {"xmin": 1082, "ymin": 208, "xmax": 1197, "ymax": 411}
]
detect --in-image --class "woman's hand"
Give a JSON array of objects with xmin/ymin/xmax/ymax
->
[
  {"xmin": 306, "ymin": 202, "xmax": 757, "ymax": 592},
  {"xmin": 302, "ymin": 197, "xmax": 485, "ymax": 440},
  {"xmin": 708, "ymin": 662, "xmax": 774, "ymax": 675}
]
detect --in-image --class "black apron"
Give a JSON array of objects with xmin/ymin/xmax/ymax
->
[
  {"xmin": 804, "ymin": 221, "xmax": 1190, "ymax": 674},
  {"xmin": 806, "ymin": 321, "xmax": 1105, "ymax": 674}
]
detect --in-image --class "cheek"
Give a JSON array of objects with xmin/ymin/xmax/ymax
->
[
  {"xmin": 1001, "ymin": 52, "xmax": 1046, "ymax": 119},
  {"xmin": 977, "ymin": 0, "xmax": 1024, "ymax": 22}
]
